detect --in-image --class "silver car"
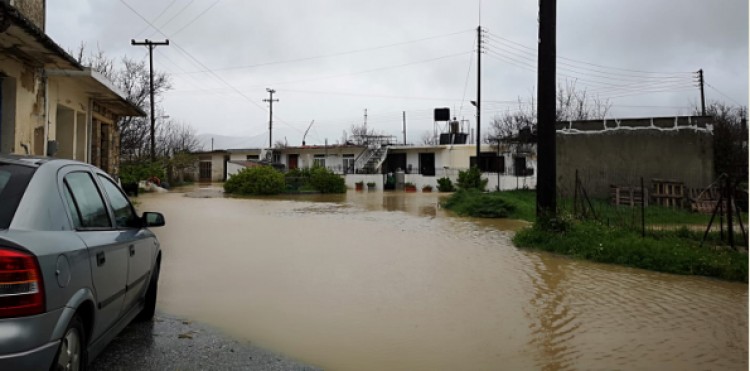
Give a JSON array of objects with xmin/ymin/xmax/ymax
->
[{"xmin": 0, "ymin": 155, "xmax": 164, "ymax": 370}]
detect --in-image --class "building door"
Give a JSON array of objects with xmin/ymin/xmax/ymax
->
[
  {"xmin": 383, "ymin": 153, "xmax": 406, "ymax": 174},
  {"xmin": 419, "ymin": 153, "xmax": 435, "ymax": 176},
  {"xmin": 199, "ymin": 161, "xmax": 212, "ymax": 181},
  {"xmin": 288, "ymin": 154, "xmax": 299, "ymax": 170}
]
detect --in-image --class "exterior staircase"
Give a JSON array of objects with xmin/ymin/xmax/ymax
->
[{"xmin": 353, "ymin": 145, "xmax": 389, "ymax": 174}]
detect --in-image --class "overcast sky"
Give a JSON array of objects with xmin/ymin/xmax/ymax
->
[{"xmin": 46, "ymin": 0, "xmax": 748, "ymax": 147}]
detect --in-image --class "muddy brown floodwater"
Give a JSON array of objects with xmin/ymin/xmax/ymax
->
[{"xmin": 138, "ymin": 186, "xmax": 747, "ymax": 371}]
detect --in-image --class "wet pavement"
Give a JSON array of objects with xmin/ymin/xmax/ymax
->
[{"xmin": 91, "ymin": 313, "xmax": 319, "ymax": 371}]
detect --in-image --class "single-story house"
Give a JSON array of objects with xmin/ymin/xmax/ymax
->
[{"xmin": 0, "ymin": 1, "xmax": 145, "ymax": 175}]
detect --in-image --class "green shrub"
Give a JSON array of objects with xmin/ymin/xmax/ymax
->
[
  {"xmin": 309, "ymin": 167, "xmax": 346, "ymax": 194},
  {"xmin": 119, "ymin": 161, "xmax": 165, "ymax": 185},
  {"xmin": 442, "ymin": 189, "xmax": 516, "ymax": 218},
  {"xmin": 457, "ymin": 167, "xmax": 487, "ymax": 191},
  {"xmin": 224, "ymin": 166, "xmax": 285, "ymax": 195},
  {"xmin": 436, "ymin": 177, "xmax": 456, "ymax": 192}
]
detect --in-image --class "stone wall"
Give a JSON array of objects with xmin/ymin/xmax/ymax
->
[
  {"xmin": 555, "ymin": 116, "xmax": 714, "ymax": 198},
  {"xmin": 10, "ymin": 0, "xmax": 45, "ymax": 31}
]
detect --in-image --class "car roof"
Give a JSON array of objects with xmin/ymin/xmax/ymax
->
[{"xmin": 0, "ymin": 154, "xmax": 88, "ymax": 170}]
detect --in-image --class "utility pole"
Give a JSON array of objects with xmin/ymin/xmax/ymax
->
[
  {"xmin": 698, "ymin": 69, "xmax": 706, "ymax": 116},
  {"xmin": 476, "ymin": 25, "xmax": 483, "ymax": 162},
  {"xmin": 131, "ymin": 39, "xmax": 169, "ymax": 162},
  {"xmin": 263, "ymin": 88, "xmax": 278, "ymax": 148},
  {"xmin": 536, "ymin": 0, "xmax": 557, "ymax": 220},
  {"xmin": 402, "ymin": 111, "xmax": 407, "ymax": 145},
  {"xmin": 364, "ymin": 108, "xmax": 368, "ymax": 131}
]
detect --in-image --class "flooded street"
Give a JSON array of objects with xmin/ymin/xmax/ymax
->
[{"xmin": 138, "ymin": 188, "xmax": 747, "ymax": 371}]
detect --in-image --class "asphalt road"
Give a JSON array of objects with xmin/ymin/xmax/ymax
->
[{"xmin": 90, "ymin": 313, "xmax": 320, "ymax": 371}]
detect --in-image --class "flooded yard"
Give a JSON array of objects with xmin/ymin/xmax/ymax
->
[{"xmin": 138, "ymin": 187, "xmax": 747, "ymax": 371}]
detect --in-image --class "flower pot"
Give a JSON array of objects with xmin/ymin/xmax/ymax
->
[
  {"xmin": 355, "ymin": 183, "xmax": 364, "ymax": 191},
  {"xmin": 404, "ymin": 185, "xmax": 417, "ymax": 193}
]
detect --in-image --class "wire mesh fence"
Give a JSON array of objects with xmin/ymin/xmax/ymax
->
[{"xmin": 557, "ymin": 168, "xmax": 748, "ymax": 249}]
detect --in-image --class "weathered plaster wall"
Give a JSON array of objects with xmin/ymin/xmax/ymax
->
[
  {"xmin": 0, "ymin": 58, "xmax": 43, "ymax": 154},
  {"xmin": 556, "ymin": 118, "xmax": 714, "ymax": 197}
]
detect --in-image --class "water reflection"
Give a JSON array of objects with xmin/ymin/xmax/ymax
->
[{"xmin": 526, "ymin": 253, "xmax": 579, "ymax": 371}]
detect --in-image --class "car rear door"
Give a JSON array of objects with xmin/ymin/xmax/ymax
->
[
  {"xmin": 61, "ymin": 168, "xmax": 129, "ymax": 341},
  {"xmin": 96, "ymin": 173, "xmax": 156, "ymax": 313}
]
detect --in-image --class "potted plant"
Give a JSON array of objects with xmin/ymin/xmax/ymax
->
[
  {"xmin": 355, "ymin": 180, "xmax": 364, "ymax": 191},
  {"xmin": 367, "ymin": 181, "xmax": 376, "ymax": 190},
  {"xmin": 422, "ymin": 184, "xmax": 433, "ymax": 193},
  {"xmin": 404, "ymin": 182, "xmax": 417, "ymax": 192}
]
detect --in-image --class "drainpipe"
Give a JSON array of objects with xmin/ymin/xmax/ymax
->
[
  {"xmin": 87, "ymin": 98, "xmax": 93, "ymax": 163},
  {"xmin": 42, "ymin": 69, "xmax": 48, "ymax": 156}
]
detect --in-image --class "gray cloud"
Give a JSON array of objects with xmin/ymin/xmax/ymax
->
[{"xmin": 46, "ymin": 0, "xmax": 748, "ymax": 145}]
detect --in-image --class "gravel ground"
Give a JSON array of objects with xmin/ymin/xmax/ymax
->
[{"xmin": 90, "ymin": 313, "xmax": 320, "ymax": 371}]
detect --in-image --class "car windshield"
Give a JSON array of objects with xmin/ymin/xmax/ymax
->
[{"xmin": 0, "ymin": 163, "xmax": 35, "ymax": 230}]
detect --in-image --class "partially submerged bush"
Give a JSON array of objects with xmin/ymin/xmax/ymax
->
[
  {"xmin": 309, "ymin": 167, "xmax": 346, "ymax": 194},
  {"xmin": 436, "ymin": 177, "xmax": 456, "ymax": 192},
  {"xmin": 224, "ymin": 166, "xmax": 285, "ymax": 195},
  {"xmin": 442, "ymin": 189, "xmax": 516, "ymax": 218},
  {"xmin": 457, "ymin": 167, "xmax": 487, "ymax": 191}
]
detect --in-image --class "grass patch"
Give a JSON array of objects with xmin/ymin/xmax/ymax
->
[
  {"xmin": 513, "ymin": 221, "xmax": 748, "ymax": 282},
  {"xmin": 442, "ymin": 189, "xmax": 536, "ymax": 220}
]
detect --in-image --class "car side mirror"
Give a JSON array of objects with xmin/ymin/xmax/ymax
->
[{"xmin": 142, "ymin": 212, "xmax": 165, "ymax": 227}]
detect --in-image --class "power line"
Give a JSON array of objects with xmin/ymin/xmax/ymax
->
[
  {"xmin": 133, "ymin": 0, "xmax": 179, "ymax": 38},
  {"xmin": 148, "ymin": 0, "xmax": 196, "ymax": 37},
  {"xmin": 170, "ymin": 0, "xmax": 222, "ymax": 38},
  {"xmin": 172, "ymin": 29, "xmax": 473, "ymax": 75},
  {"xmin": 706, "ymin": 83, "xmax": 745, "ymax": 107}
]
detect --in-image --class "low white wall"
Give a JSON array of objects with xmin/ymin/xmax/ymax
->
[
  {"xmin": 226, "ymin": 162, "xmax": 244, "ymax": 179},
  {"xmin": 345, "ymin": 174, "xmax": 383, "ymax": 190}
]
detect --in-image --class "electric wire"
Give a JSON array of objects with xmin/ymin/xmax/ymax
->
[{"xmin": 170, "ymin": 0, "xmax": 222, "ymax": 38}]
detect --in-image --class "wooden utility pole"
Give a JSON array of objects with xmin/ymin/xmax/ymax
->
[
  {"xmin": 263, "ymin": 88, "xmax": 278, "ymax": 148},
  {"xmin": 131, "ymin": 39, "xmax": 169, "ymax": 162},
  {"xmin": 698, "ymin": 69, "xmax": 706, "ymax": 116},
  {"xmin": 536, "ymin": 0, "xmax": 557, "ymax": 220}
]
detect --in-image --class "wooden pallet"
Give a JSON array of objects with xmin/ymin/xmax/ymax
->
[
  {"xmin": 689, "ymin": 187, "xmax": 724, "ymax": 214},
  {"xmin": 652, "ymin": 179, "xmax": 684, "ymax": 208},
  {"xmin": 610, "ymin": 185, "xmax": 649, "ymax": 207}
]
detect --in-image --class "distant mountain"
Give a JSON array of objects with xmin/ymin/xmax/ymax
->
[{"xmin": 196, "ymin": 133, "xmax": 268, "ymax": 151}]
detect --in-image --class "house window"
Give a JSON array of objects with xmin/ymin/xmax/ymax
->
[
  {"xmin": 313, "ymin": 154, "xmax": 326, "ymax": 168},
  {"xmin": 273, "ymin": 153, "xmax": 281, "ymax": 163},
  {"xmin": 246, "ymin": 155, "xmax": 259, "ymax": 160},
  {"xmin": 342, "ymin": 154, "xmax": 355, "ymax": 174}
]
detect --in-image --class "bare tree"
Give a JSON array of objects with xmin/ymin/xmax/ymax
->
[
  {"xmin": 488, "ymin": 81, "xmax": 611, "ymax": 149},
  {"xmin": 74, "ymin": 46, "xmax": 172, "ymax": 161},
  {"xmin": 420, "ymin": 130, "xmax": 438, "ymax": 145},
  {"xmin": 341, "ymin": 123, "xmax": 381, "ymax": 145}
]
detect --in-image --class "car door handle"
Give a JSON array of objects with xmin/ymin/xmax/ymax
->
[
  {"xmin": 96, "ymin": 251, "xmax": 106, "ymax": 266},
  {"xmin": 129, "ymin": 245, "xmax": 135, "ymax": 257}
]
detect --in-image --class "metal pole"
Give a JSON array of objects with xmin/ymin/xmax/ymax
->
[
  {"xmin": 476, "ymin": 25, "xmax": 482, "ymax": 162},
  {"xmin": 402, "ymin": 111, "xmax": 406, "ymax": 145},
  {"xmin": 641, "ymin": 177, "xmax": 646, "ymax": 238}
]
